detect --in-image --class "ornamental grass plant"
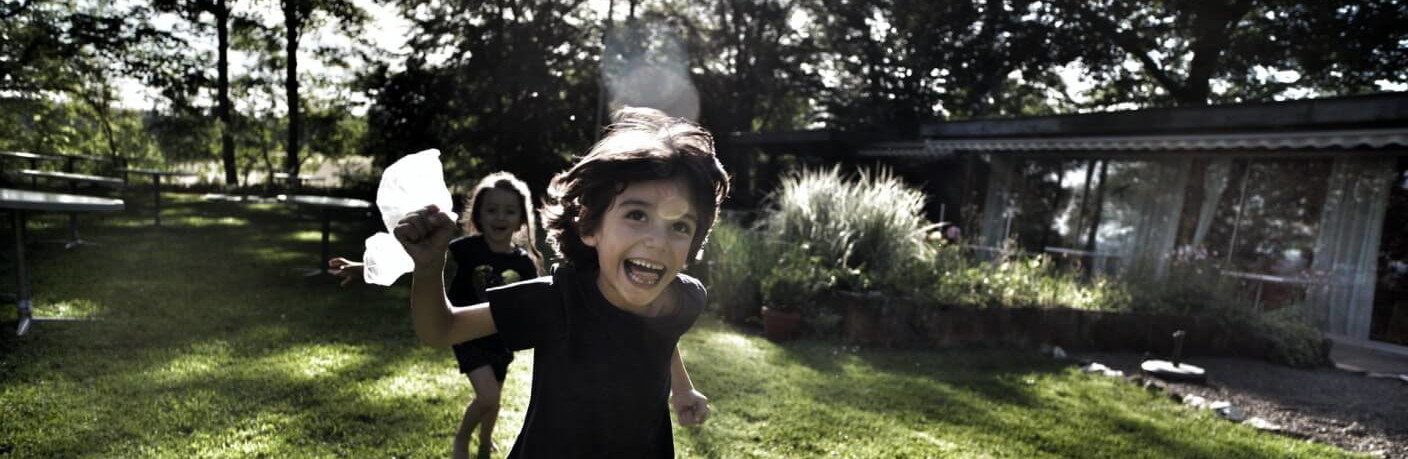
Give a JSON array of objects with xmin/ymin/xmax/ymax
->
[
  {"xmin": 757, "ymin": 166, "xmax": 937, "ymax": 292},
  {"xmin": 700, "ymin": 217, "xmax": 771, "ymax": 321}
]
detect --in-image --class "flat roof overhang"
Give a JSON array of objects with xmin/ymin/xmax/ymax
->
[
  {"xmin": 920, "ymin": 93, "xmax": 1408, "ymax": 139},
  {"xmin": 874, "ymin": 127, "xmax": 1408, "ymax": 159}
]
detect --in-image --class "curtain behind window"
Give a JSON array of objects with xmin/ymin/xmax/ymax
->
[{"xmin": 1311, "ymin": 157, "xmax": 1397, "ymax": 338}]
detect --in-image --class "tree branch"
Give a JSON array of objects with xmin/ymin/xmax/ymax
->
[
  {"xmin": 1, "ymin": 0, "xmax": 31, "ymax": 21},
  {"xmin": 1064, "ymin": 0, "xmax": 1185, "ymax": 102}
]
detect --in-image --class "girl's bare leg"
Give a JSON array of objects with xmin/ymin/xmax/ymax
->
[
  {"xmin": 477, "ymin": 387, "xmax": 502, "ymax": 459},
  {"xmin": 453, "ymin": 366, "xmax": 501, "ymax": 459}
]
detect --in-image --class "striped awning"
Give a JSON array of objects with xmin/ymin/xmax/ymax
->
[
  {"xmin": 855, "ymin": 142, "xmax": 936, "ymax": 158},
  {"xmin": 887, "ymin": 127, "xmax": 1408, "ymax": 158}
]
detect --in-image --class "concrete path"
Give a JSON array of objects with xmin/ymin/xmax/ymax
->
[{"xmin": 1329, "ymin": 335, "xmax": 1408, "ymax": 380}]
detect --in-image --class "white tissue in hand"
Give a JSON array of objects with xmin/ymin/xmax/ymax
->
[
  {"xmin": 363, "ymin": 232, "xmax": 413, "ymax": 286},
  {"xmin": 376, "ymin": 148, "xmax": 455, "ymax": 232},
  {"xmin": 361, "ymin": 148, "xmax": 457, "ymax": 286}
]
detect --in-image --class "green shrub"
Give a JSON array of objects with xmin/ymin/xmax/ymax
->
[
  {"xmin": 897, "ymin": 243, "xmax": 1129, "ymax": 311},
  {"xmin": 760, "ymin": 243, "xmax": 831, "ymax": 313},
  {"xmin": 1254, "ymin": 304, "xmax": 1330, "ymax": 367},
  {"xmin": 1101, "ymin": 259, "xmax": 1328, "ymax": 367},
  {"xmin": 1116, "ymin": 257, "xmax": 1245, "ymax": 317}
]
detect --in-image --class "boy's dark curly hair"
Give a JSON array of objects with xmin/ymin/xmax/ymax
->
[{"xmin": 542, "ymin": 107, "xmax": 730, "ymax": 269}]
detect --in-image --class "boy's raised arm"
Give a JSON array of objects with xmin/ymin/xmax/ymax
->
[{"xmin": 398, "ymin": 205, "xmax": 497, "ymax": 347}]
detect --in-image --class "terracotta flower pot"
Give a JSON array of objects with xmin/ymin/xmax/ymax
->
[{"xmin": 761, "ymin": 306, "xmax": 802, "ymax": 342}]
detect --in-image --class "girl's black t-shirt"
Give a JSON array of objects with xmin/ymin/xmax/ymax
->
[
  {"xmin": 486, "ymin": 265, "xmax": 705, "ymax": 458},
  {"xmin": 446, "ymin": 235, "xmax": 538, "ymax": 306},
  {"xmin": 445, "ymin": 235, "xmax": 538, "ymax": 363}
]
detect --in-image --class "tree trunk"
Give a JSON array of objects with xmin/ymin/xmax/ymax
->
[
  {"xmin": 1083, "ymin": 159, "xmax": 1111, "ymax": 280},
  {"xmin": 1074, "ymin": 159, "xmax": 1096, "ymax": 246},
  {"xmin": 84, "ymin": 79, "xmax": 119, "ymax": 159},
  {"xmin": 593, "ymin": 0, "xmax": 614, "ymax": 137},
  {"xmin": 1178, "ymin": 0, "xmax": 1254, "ymax": 106},
  {"xmin": 283, "ymin": 0, "xmax": 302, "ymax": 187},
  {"xmin": 1084, "ymin": 159, "xmax": 1110, "ymax": 253},
  {"xmin": 217, "ymin": 0, "xmax": 236, "ymax": 187}
]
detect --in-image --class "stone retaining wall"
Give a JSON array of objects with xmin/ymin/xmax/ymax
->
[{"xmin": 829, "ymin": 292, "xmax": 1329, "ymax": 365}]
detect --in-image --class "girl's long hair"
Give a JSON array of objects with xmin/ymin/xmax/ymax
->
[{"xmin": 461, "ymin": 171, "xmax": 544, "ymax": 275}]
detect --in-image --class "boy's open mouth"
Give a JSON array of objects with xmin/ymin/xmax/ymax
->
[{"xmin": 624, "ymin": 258, "xmax": 666, "ymax": 286}]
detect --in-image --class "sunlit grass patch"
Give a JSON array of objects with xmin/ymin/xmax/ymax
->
[
  {"xmin": 245, "ymin": 245, "xmax": 318, "ymax": 265},
  {"xmin": 29, "ymin": 297, "xmax": 102, "ymax": 318},
  {"xmin": 150, "ymin": 341, "xmax": 233, "ymax": 383},
  {"xmin": 364, "ymin": 360, "xmax": 465, "ymax": 401},
  {"xmin": 172, "ymin": 215, "xmax": 252, "ymax": 228},
  {"xmin": 288, "ymin": 229, "xmax": 339, "ymax": 243},
  {"xmin": 193, "ymin": 411, "xmax": 294, "ymax": 458},
  {"xmin": 257, "ymin": 343, "xmax": 372, "ymax": 381}
]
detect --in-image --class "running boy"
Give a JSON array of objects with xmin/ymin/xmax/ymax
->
[{"xmin": 395, "ymin": 107, "xmax": 728, "ymax": 457}]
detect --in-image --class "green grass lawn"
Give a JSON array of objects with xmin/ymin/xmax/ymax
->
[{"xmin": 0, "ymin": 192, "xmax": 1360, "ymax": 458}]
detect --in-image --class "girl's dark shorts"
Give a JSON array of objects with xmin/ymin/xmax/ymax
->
[{"xmin": 452, "ymin": 338, "xmax": 513, "ymax": 382}]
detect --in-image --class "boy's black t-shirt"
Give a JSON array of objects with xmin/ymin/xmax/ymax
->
[
  {"xmin": 487, "ymin": 266, "xmax": 705, "ymax": 458},
  {"xmin": 445, "ymin": 235, "xmax": 538, "ymax": 369}
]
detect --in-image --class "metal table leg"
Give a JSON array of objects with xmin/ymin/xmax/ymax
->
[
  {"xmin": 296, "ymin": 207, "xmax": 335, "ymax": 277},
  {"xmin": 152, "ymin": 174, "xmax": 163, "ymax": 227},
  {"xmin": 64, "ymin": 179, "xmax": 95, "ymax": 249},
  {"xmin": 1253, "ymin": 281, "xmax": 1265, "ymax": 313},
  {"xmin": 320, "ymin": 208, "xmax": 330, "ymax": 275},
  {"xmin": 303, "ymin": 208, "xmax": 332, "ymax": 277},
  {"xmin": 13, "ymin": 209, "xmax": 31, "ymax": 335}
]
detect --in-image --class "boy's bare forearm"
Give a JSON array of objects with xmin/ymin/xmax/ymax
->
[
  {"xmin": 409, "ymin": 255, "xmax": 498, "ymax": 347},
  {"xmin": 670, "ymin": 347, "xmax": 695, "ymax": 394},
  {"xmin": 409, "ymin": 256, "xmax": 455, "ymax": 347}
]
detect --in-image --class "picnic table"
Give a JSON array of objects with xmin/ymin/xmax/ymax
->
[
  {"xmin": 1044, "ymin": 246, "xmax": 1123, "ymax": 275},
  {"xmin": 119, "ymin": 168, "xmax": 195, "ymax": 227},
  {"xmin": 1, "ymin": 188, "xmax": 125, "ymax": 335},
  {"xmin": 962, "ymin": 244, "xmax": 1006, "ymax": 253},
  {"xmin": 49, "ymin": 152, "xmax": 121, "ymax": 175},
  {"xmin": 0, "ymin": 151, "xmax": 62, "ymax": 188},
  {"xmin": 1043, "ymin": 246, "xmax": 1123, "ymax": 259},
  {"xmin": 19, "ymin": 170, "xmax": 124, "ymax": 189},
  {"xmin": 19, "ymin": 170, "xmax": 125, "ymax": 248},
  {"xmin": 273, "ymin": 172, "xmax": 324, "ymax": 190},
  {"xmin": 958, "ymin": 244, "xmax": 1005, "ymax": 260},
  {"xmin": 1219, "ymin": 270, "xmax": 1333, "ymax": 312},
  {"xmin": 281, "ymin": 194, "xmax": 372, "ymax": 276}
]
